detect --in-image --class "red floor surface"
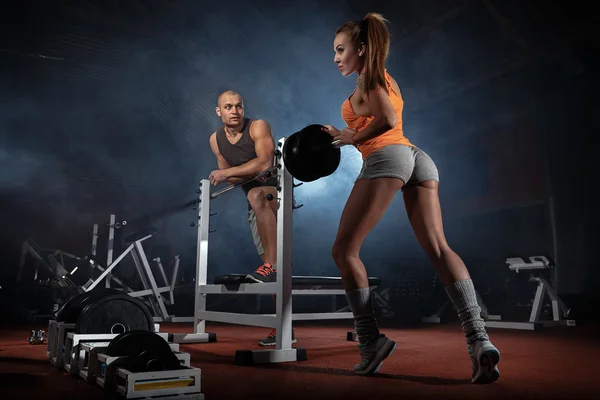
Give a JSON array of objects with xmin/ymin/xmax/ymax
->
[{"xmin": 1, "ymin": 321, "xmax": 598, "ymax": 399}]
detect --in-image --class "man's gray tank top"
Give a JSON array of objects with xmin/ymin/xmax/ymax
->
[{"xmin": 215, "ymin": 118, "xmax": 278, "ymax": 208}]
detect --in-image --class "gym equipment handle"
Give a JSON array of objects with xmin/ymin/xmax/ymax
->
[{"xmin": 210, "ymin": 166, "xmax": 278, "ymax": 199}]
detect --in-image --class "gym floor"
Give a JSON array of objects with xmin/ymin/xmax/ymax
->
[{"xmin": 1, "ymin": 320, "xmax": 598, "ymax": 400}]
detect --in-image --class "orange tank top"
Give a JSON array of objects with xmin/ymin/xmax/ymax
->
[{"xmin": 341, "ymin": 70, "xmax": 413, "ymax": 159}]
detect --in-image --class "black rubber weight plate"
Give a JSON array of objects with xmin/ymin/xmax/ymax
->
[
  {"xmin": 129, "ymin": 347, "xmax": 181, "ymax": 372},
  {"xmin": 107, "ymin": 330, "xmax": 180, "ymax": 372},
  {"xmin": 75, "ymin": 294, "xmax": 154, "ymax": 334},
  {"xmin": 107, "ymin": 330, "xmax": 150, "ymax": 356},
  {"xmin": 56, "ymin": 288, "xmax": 122, "ymax": 323}
]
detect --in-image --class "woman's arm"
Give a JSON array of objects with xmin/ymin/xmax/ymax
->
[{"xmin": 351, "ymin": 85, "xmax": 397, "ymax": 145}]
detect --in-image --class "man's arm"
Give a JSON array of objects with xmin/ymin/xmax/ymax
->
[
  {"xmin": 209, "ymin": 133, "xmax": 243, "ymax": 184},
  {"xmin": 224, "ymin": 119, "xmax": 275, "ymax": 179}
]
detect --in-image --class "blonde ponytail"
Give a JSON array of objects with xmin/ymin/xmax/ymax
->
[{"xmin": 362, "ymin": 13, "xmax": 390, "ymax": 94}]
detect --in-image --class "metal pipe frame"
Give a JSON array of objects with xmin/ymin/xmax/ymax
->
[
  {"xmin": 210, "ymin": 166, "xmax": 278, "ymax": 199},
  {"xmin": 105, "ymin": 214, "xmax": 116, "ymax": 289}
]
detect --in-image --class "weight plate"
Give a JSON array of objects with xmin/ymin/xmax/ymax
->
[
  {"xmin": 56, "ymin": 288, "xmax": 122, "ymax": 323},
  {"xmin": 307, "ymin": 124, "xmax": 340, "ymax": 179},
  {"xmin": 296, "ymin": 126, "xmax": 323, "ymax": 181},
  {"xmin": 107, "ymin": 330, "xmax": 179, "ymax": 372},
  {"xmin": 75, "ymin": 294, "xmax": 154, "ymax": 334},
  {"xmin": 129, "ymin": 348, "xmax": 181, "ymax": 372},
  {"xmin": 284, "ymin": 128, "xmax": 321, "ymax": 182},
  {"xmin": 107, "ymin": 330, "xmax": 150, "ymax": 356},
  {"xmin": 107, "ymin": 330, "xmax": 171, "ymax": 356},
  {"xmin": 283, "ymin": 124, "xmax": 340, "ymax": 183},
  {"xmin": 283, "ymin": 128, "xmax": 302, "ymax": 180}
]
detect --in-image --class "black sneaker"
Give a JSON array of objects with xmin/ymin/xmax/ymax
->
[
  {"xmin": 258, "ymin": 328, "xmax": 297, "ymax": 346},
  {"xmin": 246, "ymin": 263, "xmax": 277, "ymax": 283}
]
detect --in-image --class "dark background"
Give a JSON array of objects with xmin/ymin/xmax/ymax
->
[{"xmin": 1, "ymin": 0, "xmax": 597, "ymax": 322}]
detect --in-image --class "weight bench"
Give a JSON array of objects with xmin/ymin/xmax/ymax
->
[
  {"xmin": 484, "ymin": 256, "xmax": 576, "ymax": 331},
  {"xmin": 213, "ymin": 274, "xmax": 380, "ymax": 287},
  {"xmin": 172, "ymin": 275, "xmax": 381, "ymax": 332},
  {"xmin": 214, "ymin": 274, "xmax": 380, "ymax": 318},
  {"xmin": 172, "ymin": 274, "xmax": 381, "ymax": 348},
  {"xmin": 213, "ymin": 274, "xmax": 381, "ymax": 342}
]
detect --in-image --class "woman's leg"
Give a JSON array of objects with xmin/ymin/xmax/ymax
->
[
  {"xmin": 332, "ymin": 177, "xmax": 403, "ymax": 375},
  {"xmin": 401, "ymin": 181, "xmax": 470, "ymax": 285},
  {"xmin": 402, "ymin": 180, "xmax": 500, "ymax": 383},
  {"xmin": 332, "ymin": 178, "xmax": 403, "ymax": 289}
]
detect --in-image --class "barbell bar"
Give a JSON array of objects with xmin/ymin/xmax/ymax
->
[{"xmin": 209, "ymin": 166, "xmax": 278, "ymax": 199}]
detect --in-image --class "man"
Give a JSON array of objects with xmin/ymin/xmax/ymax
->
[{"xmin": 208, "ymin": 89, "xmax": 296, "ymax": 346}]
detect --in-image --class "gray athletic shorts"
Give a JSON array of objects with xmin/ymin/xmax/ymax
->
[{"xmin": 356, "ymin": 144, "xmax": 439, "ymax": 186}]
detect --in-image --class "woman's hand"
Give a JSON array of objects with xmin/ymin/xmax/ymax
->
[
  {"xmin": 322, "ymin": 125, "xmax": 358, "ymax": 146},
  {"xmin": 322, "ymin": 124, "xmax": 340, "ymax": 138},
  {"xmin": 338, "ymin": 127, "xmax": 358, "ymax": 145}
]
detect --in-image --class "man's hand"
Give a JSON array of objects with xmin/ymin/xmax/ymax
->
[{"xmin": 209, "ymin": 169, "xmax": 230, "ymax": 185}]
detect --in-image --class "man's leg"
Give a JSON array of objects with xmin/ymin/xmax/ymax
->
[
  {"xmin": 246, "ymin": 186, "xmax": 278, "ymax": 283},
  {"xmin": 248, "ymin": 208, "xmax": 280, "ymax": 344},
  {"xmin": 248, "ymin": 208, "xmax": 266, "ymax": 262},
  {"xmin": 245, "ymin": 188, "xmax": 296, "ymax": 345},
  {"xmin": 258, "ymin": 293, "xmax": 297, "ymax": 346}
]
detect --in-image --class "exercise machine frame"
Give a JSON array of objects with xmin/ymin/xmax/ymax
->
[
  {"xmin": 82, "ymin": 215, "xmax": 183, "ymax": 322},
  {"xmin": 17, "ymin": 238, "xmax": 80, "ymax": 294},
  {"xmin": 82, "ymin": 230, "xmax": 173, "ymax": 321},
  {"xmin": 484, "ymin": 256, "xmax": 575, "ymax": 331},
  {"xmin": 170, "ymin": 136, "xmax": 363, "ymax": 364}
]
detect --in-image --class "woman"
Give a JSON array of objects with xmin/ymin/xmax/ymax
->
[{"xmin": 322, "ymin": 13, "xmax": 500, "ymax": 383}]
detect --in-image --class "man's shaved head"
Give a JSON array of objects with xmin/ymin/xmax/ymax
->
[
  {"xmin": 217, "ymin": 90, "xmax": 243, "ymax": 107},
  {"xmin": 215, "ymin": 89, "xmax": 245, "ymax": 128}
]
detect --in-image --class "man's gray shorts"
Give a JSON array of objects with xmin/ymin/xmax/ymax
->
[{"xmin": 356, "ymin": 144, "xmax": 440, "ymax": 185}]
